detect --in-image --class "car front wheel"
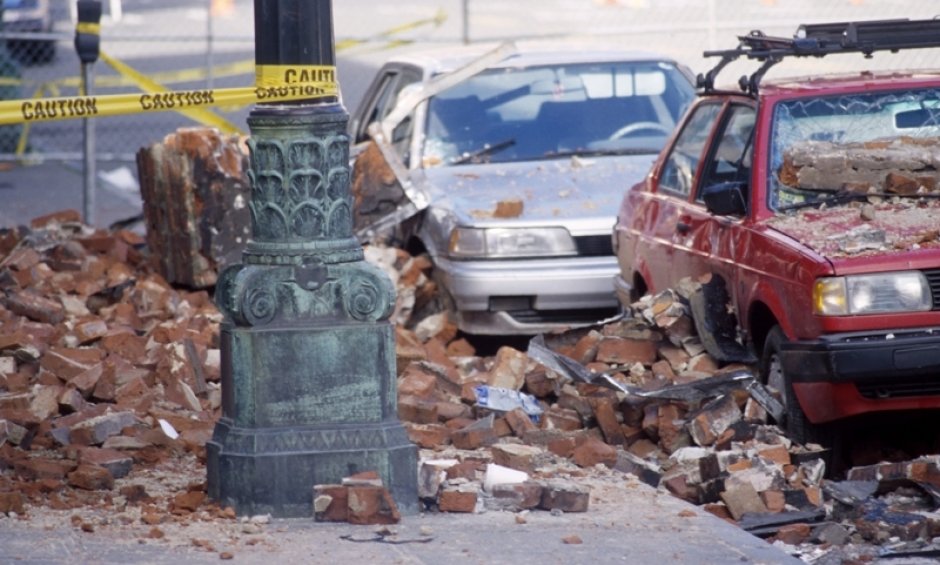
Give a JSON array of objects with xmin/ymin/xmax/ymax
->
[{"xmin": 760, "ymin": 325, "xmax": 831, "ymax": 447}]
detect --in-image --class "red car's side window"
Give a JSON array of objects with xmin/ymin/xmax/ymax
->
[
  {"xmin": 696, "ymin": 105, "xmax": 756, "ymax": 202},
  {"xmin": 658, "ymin": 103, "xmax": 721, "ymax": 197}
]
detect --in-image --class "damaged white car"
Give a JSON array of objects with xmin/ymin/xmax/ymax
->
[{"xmin": 350, "ymin": 42, "xmax": 695, "ymax": 335}]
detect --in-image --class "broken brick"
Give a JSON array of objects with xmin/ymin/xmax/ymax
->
[
  {"xmin": 720, "ymin": 481, "xmax": 767, "ymax": 521},
  {"xmin": 347, "ymin": 486, "xmax": 401, "ymax": 525},
  {"xmin": 313, "ymin": 484, "xmax": 349, "ymax": 522},
  {"xmin": 439, "ymin": 486, "xmax": 478, "ymax": 513},
  {"xmin": 487, "ymin": 346, "xmax": 529, "ymax": 391},
  {"xmin": 67, "ymin": 463, "xmax": 114, "ymax": 491},
  {"xmin": 451, "ymin": 415, "xmax": 498, "ymax": 450},
  {"xmin": 491, "ymin": 443, "xmax": 543, "ymax": 474},
  {"xmin": 596, "ymin": 337, "xmax": 657, "ymax": 366},
  {"xmin": 539, "ymin": 481, "xmax": 590, "ymax": 513},
  {"xmin": 689, "ymin": 395, "xmax": 742, "ymax": 447},
  {"xmin": 571, "ymin": 436, "xmax": 617, "ymax": 468}
]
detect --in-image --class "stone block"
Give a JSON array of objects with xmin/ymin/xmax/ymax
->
[
  {"xmin": 398, "ymin": 363, "xmax": 440, "ymax": 398},
  {"xmin": 720, "ymin": 481, "xmax": 767, "ymax": 521},
  {"xmin": 504, "ymin": 407, "xmax": 538, "ymax": 437},
  {"xmin": 451, "ymin": 415, "xmax": 498, "ymax": 451},
  {"xmin": 491, "ymin": 443, "xmax": 544, "ymax": 474},
  {"xmin": 398, "ymin": 395, "xmax": 439, "ymax": 425},
  {"xmin": 775, "ymin": 523, "xmax": 811, "ymax": 545},
  {"xmin": 591, "ymin": 398, "xmax": 626, "ymax": 446},
  {"xmin": 571, "ymin": 437, "xmax": 617, "ymax": 468},
  {"xmin": 523, "ymin": 368, "xmax": 556, "ymax": 398},
  {"xmin": 487, "ymin": 346, "xmax": 529, "ymax": 391},
  {"xmin": 486, "ymin": 482, "xmax": 542, "ymax": 511},
  {"xmin": 439, "ymin": 486, "xmax": 478, "ymax": 513},
  {"xmin": 405, "ymin": 423, "xmax": 451, "ymax": 448},
  {"xmin": 77, "ymin": 447, "xmax": 134, "ymax": 479},
  {"xmin": 4, "ymin": 291, "xmax": 64, "ymax": 324},
  {"xmin": 539, "ymin": 481, "xmax": 590, "ymax": 513},
  {"xmin": 543, "ymin": 406, "xmax": 582, "ymax": 432}
]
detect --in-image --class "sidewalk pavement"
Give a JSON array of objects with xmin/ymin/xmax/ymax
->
[{"xmin": 0, "ymin": 474, "xmax": 801, "ymax": 565}]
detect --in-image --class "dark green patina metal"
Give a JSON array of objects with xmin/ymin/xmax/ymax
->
[{"xmin": 206, "ymin": 0, "xmax": 417, "ymax": 518}]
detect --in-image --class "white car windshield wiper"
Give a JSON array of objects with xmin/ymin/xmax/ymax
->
[
  {"xmin": 450, "ymin": 138, "xmax": 516, "ymax": 165},
  {"xmin": 541, "ymin": 148, "xmax": 659, "ymax": 159}
]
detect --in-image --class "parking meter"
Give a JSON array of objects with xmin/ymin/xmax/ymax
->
[{"xmin": 74, "ymin": 0, "xmax": 102, "ymax": 64}]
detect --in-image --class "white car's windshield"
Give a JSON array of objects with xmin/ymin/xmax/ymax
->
[
  {"xmin": 423, "ymin": 61, "xmax": 694, "ymax": 166},
  {"xmin": 769, "ymin": 87, "xmax": 940, "ymax": 211}
]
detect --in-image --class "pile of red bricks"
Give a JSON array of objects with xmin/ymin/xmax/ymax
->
[
  {"xmin": 0, "ymin": 210, "xmax": 222, "ymax": 520},
  {"xmin": 4, "ymin": 212, "xmax": 940, "ymax": 554}
]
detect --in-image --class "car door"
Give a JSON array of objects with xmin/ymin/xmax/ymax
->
[
  {"xmin": 673, "ymin": 103, "xmax": 757, "ymax": 288},
  {"xmin": 350, "ymin": 63, "xmax": 423, "ymax": 156},
  {"xmin": 643, "ymin": 101, "xmax": 723, "ymax": 291}
]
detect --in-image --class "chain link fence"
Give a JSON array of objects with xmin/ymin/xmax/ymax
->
[{"xmin": 1, "ymin": 0, "xmax": 938, "ymax": 164}]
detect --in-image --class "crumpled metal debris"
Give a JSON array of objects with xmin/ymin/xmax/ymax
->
[{"xmin": 526, "ymin": 334, "xmax": 784, "ymax": 420}]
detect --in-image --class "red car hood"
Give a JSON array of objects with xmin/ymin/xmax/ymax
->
[{"xmin": 766, "ymin": 199, "xmax": 940, "ymax": 259}]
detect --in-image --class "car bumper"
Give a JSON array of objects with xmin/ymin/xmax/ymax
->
[
  {"xmin": 434, "ymin": 255, "xmax": 619, "ymax": 334},
  {"xmin": 780, "ymin": 327, "xmax": 940, "ymax": 423}
]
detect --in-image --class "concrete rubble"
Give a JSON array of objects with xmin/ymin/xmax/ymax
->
[
  {"xmin": 779, "ymin": 136, "xmax": 940, "ymax": 195},
  {"xmin": 3, "ymin": 209, "xmax": 940, "ymax": 561}
]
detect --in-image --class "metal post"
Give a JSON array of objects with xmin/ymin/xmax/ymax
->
[
  {"xmin": 81, "ymin": 63, "xmax": 96, "ymax": 226},
  {"xmin": 75, "ymin": 0, "xmax": 102, "ymax": 226},
  {"xmin": 206, "ymin": 0, "xmax": 214, "ymax": 90},
  {"xmin": 206, "ymin": 0, "xmax": 417, "ymax": 518},
  {"xmin": 462, "ymin": 0, "xmax": 469, "ymax": 44}
]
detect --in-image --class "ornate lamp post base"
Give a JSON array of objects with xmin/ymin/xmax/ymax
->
[
  {"xmin": 207, "ymin": 325, "xmax": 417, "ymax": 517},
  {"xmin": 206, "ymin": 95, "xmax": 417, "ymax": 516}
]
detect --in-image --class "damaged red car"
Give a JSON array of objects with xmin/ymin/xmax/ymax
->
[{"xmin": 613, "ymin": 19, "xmax": 940, "ymax": 446}]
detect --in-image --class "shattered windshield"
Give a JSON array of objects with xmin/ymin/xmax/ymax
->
[
  {"xmin": 422, "ymin": 61, "xmax": 694, "ymax": 166},
  {"xmin": 769, "ymin": 87, "xmax": 940, "ymax": 211}
]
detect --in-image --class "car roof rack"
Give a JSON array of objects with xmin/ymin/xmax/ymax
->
[{"xmin": 696, "ymin": 17, "xmax": 940, "ymax": 96}]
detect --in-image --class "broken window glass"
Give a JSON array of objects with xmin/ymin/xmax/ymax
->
[{"xmin": 768, "ymin": 88, "xmax": 940, "ymax": 211}]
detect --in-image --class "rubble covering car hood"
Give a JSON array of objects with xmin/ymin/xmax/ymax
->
[
  {"xmin": 766, "ymin": 199, "xmax": 940, "ymax": 260},
  {"xmin": 415, "ymin": 154, "xmax": 654, "ymax": 226}
]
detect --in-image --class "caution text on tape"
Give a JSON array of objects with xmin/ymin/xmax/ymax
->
[{"xmin": 1, "ymin": 77, "xmax": 340, "ymax": 126}]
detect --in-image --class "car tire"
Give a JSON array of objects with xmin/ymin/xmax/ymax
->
[{"xmin": 760, "ymin": 325, "xmax": 831, "ymax": 447}]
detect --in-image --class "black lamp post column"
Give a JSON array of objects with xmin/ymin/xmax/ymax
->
[{"xmin": 206, "ymin": 0, "xmax": 417, "ymax": 518}]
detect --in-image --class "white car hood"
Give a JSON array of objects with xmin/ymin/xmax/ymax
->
[{"xmin": 416, "ymin": 154, "xmax": 655, "ymax": 227}]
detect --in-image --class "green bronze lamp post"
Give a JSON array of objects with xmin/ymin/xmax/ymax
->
[{"xmin": 206, "ymin": 0, "xmax": 417, "ymax": 518}]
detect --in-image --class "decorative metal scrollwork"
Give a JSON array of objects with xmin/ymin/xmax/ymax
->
[{"xmin": 244, "ymin": 286, "xmax": 278, "ymax": 325}]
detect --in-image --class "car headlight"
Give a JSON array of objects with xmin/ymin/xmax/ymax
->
[
  {"xmin": 813, "ymin": 271, "xmax": 932, "ymax": 315},
  {"xmin": 448, "ymin": 227, "xmax": 577, "ymax": 259}
]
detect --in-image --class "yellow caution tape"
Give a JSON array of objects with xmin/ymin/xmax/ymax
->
[
  {"xmin": 0, "ymin": 81, "xmax": 341, "ymax": 127},
  {"xmin": 16, "ymin": 82, "xmax": 62, "ymax": 157},
  {"xmin": 255, "ymin": 65, "xmax": 336, "ymax": 89},
  {"xmin": 0, "ymin": 11, "xmax": 443, "ymax": 135},
  {"xmin": 99, "ymin": 51, "xmax": 243, "ymax": 134},
  {"xmin": 75, "ymin": 22, "xmax": 101, "ymax": 35}
]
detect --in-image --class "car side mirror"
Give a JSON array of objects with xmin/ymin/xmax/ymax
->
[{"xmin": 702, "ymin": 181, "xmax": 748, "ymax": 216}]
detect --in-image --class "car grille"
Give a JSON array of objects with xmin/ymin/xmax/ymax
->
[
  {"xmin": 926, "ymin": 268, "xmax": 940, "ymax": 310},
  {"xmin": 507, "ymin": 307, "xmax": 618, "ymax": 325},
  {"xmin": 857, "ymin": 377, "xmax": 940, "ymax": 399},
  {"xmin": 574, "ymin": 235, "xmax": 613, "ymax": 257}
]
